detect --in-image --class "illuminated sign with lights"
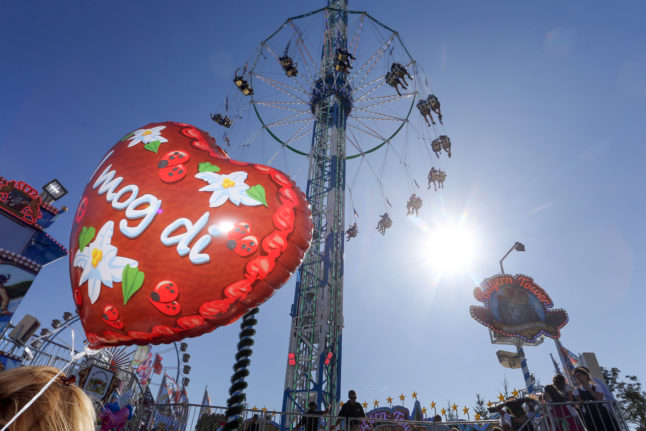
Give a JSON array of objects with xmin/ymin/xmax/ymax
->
[
  {"xmin": 470, "ymin": 274, "xmax": 568, "ymax": 343},
  {"xmin": 0, "ymin": 179, "xmax": 42, "ymax": 226},
  {"xmin": 288, "ymin": 352, "xmax": 296, "ymax": 366},
  {"xmin": 361, "ymin": 406, "xmax": 413, "ymax": 431}
]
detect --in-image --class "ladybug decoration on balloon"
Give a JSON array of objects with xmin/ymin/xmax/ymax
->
[{"xmin": 69, "ymin": 122, "xmax": 313, "ymax": 348}]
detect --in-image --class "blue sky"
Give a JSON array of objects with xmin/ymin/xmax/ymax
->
[{"xmin": 2, "ymin": 0, "xmax": 646, "ymax": 417}]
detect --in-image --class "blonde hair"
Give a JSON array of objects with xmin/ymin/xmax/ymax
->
[{"xmin": 0, "ymin": 366, "xmax": 96, "ymax": 431}]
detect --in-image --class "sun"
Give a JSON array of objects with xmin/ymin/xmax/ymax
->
[{"xmin": 425, "ymin": 222, "xmax": 477, "ymax": 273}]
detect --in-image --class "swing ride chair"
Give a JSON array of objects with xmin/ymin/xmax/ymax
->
[
  {"xmin": 345, "ymin": 222, "xmax": 358, "ymax": 240},
  {"xmin": 279, "ymin": 55, "xmax": 299, "ymax": 76},
  {"xmin": 431, "ymin": 135, "xmax": 451, "ymax": 158},
  {"xmin": 427, "ymin": 168, "xmax": 447, "ymax": 191},
  {"xmin": 376, "ymin": 213, "xmax": 392, "ymax": 235},
  {"xmin": 427, "ymin": 94, "xmax": 442, "ymax": 124},
  {"xmin": 210, "ymin": 113, "xmax": 233, "ymax": 128},
  {"xmin": 406, "ymin": 194, "xmax": 422, "ymax": 216},
  {"xmin": 334, "ymin": 48, "xmax": 355, "ymax": 73},
  {"xmin": 236, "ymin": 3, "xmax": 453, "ymax": 421},
  {"xmin": 234, "ymin": 69, "xmax": 254, "ymax": 96}
]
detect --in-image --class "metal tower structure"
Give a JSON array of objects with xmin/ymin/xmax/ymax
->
[
  {"xmin": 245, "ymin": 2, "xmax": 433, "ymax": 426},
  {"xmin": 281, "ymin": 0, "xmax": 349, "ymax": 421}
]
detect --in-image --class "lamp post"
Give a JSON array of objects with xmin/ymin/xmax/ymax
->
[
  {"xmin": 497, "ymin": 241, "xmax": 535, "ymax": 395},
  {"xmin": 499, "ymin": 242, "xmax": 525, "ymax": 274}
]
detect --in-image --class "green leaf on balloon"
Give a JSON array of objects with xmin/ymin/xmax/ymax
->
[
  {"xmin": 198, "ymin": 162, "xmax": 221, "ymax": 173},
  {"xmin": 120, "ymin": 132, "xmax": 134, "ymax": 142},
  {"xmin": 246, "ymin": 185, "xmax": 268, "ymax": 207},
  {"xmin": 144, "ymin": 140, "xmax": 161, "ymax": 153},
  {"xmin": 122, "ymin": 265, "xmax": 145, "ymax": 306},
  {"xmin": 78, "ymin": 226, "xmax": 96, "ymax": 252}
]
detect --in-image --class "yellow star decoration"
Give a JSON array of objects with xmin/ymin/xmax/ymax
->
[
  {"xmin": 487, "ymin": 401, "xmax": 494, "ymax": 407},
  {"xmin": 441, "ymin": 408, "xmax": 446, "ymax": 416},
  {"xmin": 452, "ymin": 404, "xmax": 457, "ymax": 411},
  {"xmin": 412, "ymin": 392, "xmax": 418, "ymax": 399},
  {"xmin": 422, "ymin": 407, "xmax": 427, "ymax": 414},
  {"xmin": 399, "ymin": 394, "xmax": 405, "ymax": 402},
  {"xmin": 262, "ymin": 407, "xmax": 267, "ymax": 412},
  {"xmin": 431, "ymin": 401, "xmax": 436, "ymax": 408},
  {"xmin": 340, "ymin": 402, "xmax": 344, "ymax": 407},
  {"xmin": 463, "ymin": 407, "xmax": 469, "ymax": 414},
  {"xmin": 362, "ymin": 402, "xmax": 368, "ymax": 408},
  {"xmin": 373, "ymin": 400, "xmax": 379, "ymax": 407},
  {"xmin": 498, "ymin": 393, "xmax": 505, "ymax": 402},
  {"xmin": 475, "ymin": 413, "xmax": 481, "ymax": 421},
  {"xmin": 512, "ymin": 389, "xmax": 519, "ymax": 398},
  {"xmin": 387, "ymin": 396, "xmax": 393, "ymax": 404}
]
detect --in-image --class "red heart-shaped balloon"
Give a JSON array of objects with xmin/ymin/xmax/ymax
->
[{"xmin": 69, "ymin": 122, "xmax": 312, "ymax": 348}]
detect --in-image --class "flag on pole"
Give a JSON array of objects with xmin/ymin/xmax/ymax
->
[
  {"xmin": 153, "ymin": 353, "xmax": 163, "ymax": 375},
  {"xmin": 157, "ymin": 374, "xmax": 174, "ymax": 405},
  {"xmin": 131, "ymin": 345, "xmax": 151, "ymax": 369},
  {"xmin": 560, "ymin": 341, "xmax": 581, "ymax": 371},
  {"xmin": 136, "ymin": 351, "xmax": 154, "ymax": 389},
  {"xmin": 555, "ymin": 339, "xmax": 580, "ymax": 383},
  {"xmin": 550, "ymin": 353, "xmax": 562, "ymax": 376},
  {"xmin": 198, "ymin": 387, "xmax": 213, "ymax": 419}
]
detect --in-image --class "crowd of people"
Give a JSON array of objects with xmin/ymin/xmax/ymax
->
[
  {"xmin": 491, "ymin": 367, "xmax": 621, "ymax": 431},
  {"xmin": 287, "ymin": 369, "xmax": 623, "ymax": 431},
  {"xmin": 0, "ymin": 365, "xmax": 625, "ymax": 431}
]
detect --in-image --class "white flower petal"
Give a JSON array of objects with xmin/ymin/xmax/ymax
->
[
  {"xmin": 127, "ymin": 137, "xmax": 143, "ymax": 147},
  {"xmin": 209, "ymin": 190, "xmax": 229, "ymax": 207},
  {"xmin": 98, "ymin": 263, "xmax": 114, "ymax": 287},
  {"xmin": 79, "ymin": 265, "xmax": 92, "ymax": 286},
  {"xmin": 196, "ymin": 172, "xmax": 221, "ymax": 185},
  {"xmin": 102, "ymin": 245, "xmax": 118, "ymax": 262},
  {"xmin": 88, "ymin": 278, "xmax": 102, "ymax": 304},
  {"xmin": 109, "ymin": 256, "xmax": 138, "ymax": 275},
  {"xmin": 229, "ymin": 171, "xmax": 248, "ymax": 183},
  {"xmin": 150, "ymin": 126, "xmax": 166, "ymax": 132},
  {"xmin": 73, "ymin": 249, "xmax": 90, "ymax": 268},
  {"xmin": 228, "ymin": 190, "xmax": 242, "ymax": 206},
  {"xmin": 238, "ymin": 192, "xmax": 263, "ymax": 206},
  {"xmin": 94, "ymin": 221, "xmax": 115, "ymax": 247},
  {"xmin": 157, "ymin": 136, "xmax": 168, "ymax": 143}
]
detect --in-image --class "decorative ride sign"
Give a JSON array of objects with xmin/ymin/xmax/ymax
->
[
  {"xmin": 0, "ymin": 178, "xmax": 42, "ymax": 226},
  {"xmin": 470, "ymin": 274, "xmax": 568, "ymax": 343}
]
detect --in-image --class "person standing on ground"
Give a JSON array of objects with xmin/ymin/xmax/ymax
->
[
  {"xmin": 334, "ymin": 390, "xmax": 369, "ymax": 431},
  {"xmin": 296, "ymin": 402, "xmax": 329, "ymax": 431},
  {"xmin": 245, "ymin": 415, "xmax": 260, "ymax": 431}
]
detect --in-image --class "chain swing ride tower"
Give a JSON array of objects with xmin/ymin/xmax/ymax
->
[
  {"xmin": 243, "ymin": 0, "xmax": 441, "ymax": 424},
  {"xmin": 282, "ymin": 0, "xmax": 349, "ymax": 421}
]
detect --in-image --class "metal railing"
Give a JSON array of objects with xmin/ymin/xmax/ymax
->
[
  {"xmin": 141, "ymin": 400, "xmax": 630, "ymax": 431},
  {"xmin": 144, "ymin": 404, "xmax": 500, "ymax": 431},
  {"xmin": 536, "ymin": 400, "xmax": 627, "ymax": 431}
]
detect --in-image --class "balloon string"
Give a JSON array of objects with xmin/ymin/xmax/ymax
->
[{"xmin": 0, "ymin": 330, "xmax": 99, "ymax": 431}]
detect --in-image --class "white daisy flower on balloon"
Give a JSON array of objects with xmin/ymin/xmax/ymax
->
[
  {"xmin": 126, "ymin": 125, "xmax": 168, "ymax": 148},
  {"xmin": 73, "ymin": 221, "xmax": 139, "ymax": 304},
  {"xmin": 195, "ymin": 171, "xmax": 264, "ymax": 207}
]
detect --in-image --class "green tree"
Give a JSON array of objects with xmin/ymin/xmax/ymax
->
[
  {"xmin": 195, "ymin": 412, "xmax": 223, "ymax": 431},
  {"xmin": 601, "ymin": 367, "xmax": 646, "ymax": 430},
  {"xmin": 473, "ymin": 393, "xmax": 490, "ymax": 420}
]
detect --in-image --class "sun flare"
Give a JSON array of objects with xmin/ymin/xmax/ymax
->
[{"xmin": 425, "ymin": 222, "xmax": 477, "ymax": 273}]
